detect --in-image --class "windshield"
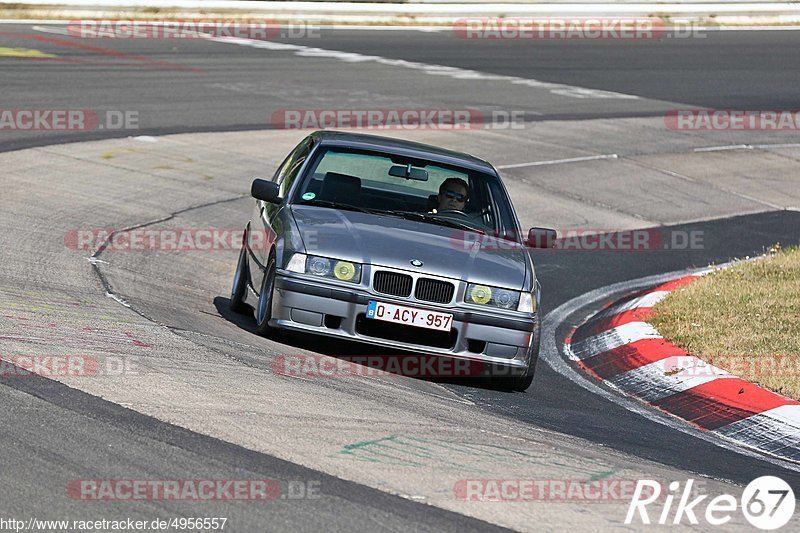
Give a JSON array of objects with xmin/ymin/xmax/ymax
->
[{"xmin": 292, "ymin": 146, "xmax": 519, "ymax": 237}]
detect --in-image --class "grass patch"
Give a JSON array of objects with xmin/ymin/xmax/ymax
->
[{"xmin": 650, "ymin": 245, "xmax": 800, "ymax": 399}]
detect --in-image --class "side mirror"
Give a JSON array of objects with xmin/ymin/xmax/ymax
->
[
  {"xmin": 526, "ymin": 227, "xmax": 557, "ymax": 249},
  {"xmin": 251, "ymin": 178, "xmax": 281, "ymax": 204}
]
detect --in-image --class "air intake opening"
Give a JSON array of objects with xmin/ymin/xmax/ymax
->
[
  {"xmin": 467, "ymin": 339, "xmax": 486, "ymax": 354},
  {"xmin": 324, "ymin": 315, "xmax": 343, "ymax": 329}
]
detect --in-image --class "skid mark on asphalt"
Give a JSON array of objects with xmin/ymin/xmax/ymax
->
[
  {"xmin": 332, "ymin": 434, "xmax": 621, "ymax": 476},
  {"xmin": 0, "ymin": 318, "xmax": 152, "ymax": 353},
  {"xmin": 0, "ymin": 46, "xmax": 55, "ymax": 58},
  {"xmin": 0, "ymin": 290, "xmax": 99, "ymax": 313},
  {"xmin": 100, "ymin": 148, "xmax": 137, "ymax": 160},
  {"xmin": 4, "ymin": 30, "xmax": 204, "ymax": 72},
  {"xmin": 0, "ymin": 290, "xmax": 155, "ymax": 356}
]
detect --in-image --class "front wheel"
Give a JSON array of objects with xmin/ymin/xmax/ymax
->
[
  {"xmin": 496, "ymin": 373, "xmax": 535, "ymax": 392},
  {"xmin": 254, "ymin": 254, "xmax": 278, "ymax": 337},
  {"xmin": 229, "ymin": 244, "xmax": 250, "ymax": 314}
]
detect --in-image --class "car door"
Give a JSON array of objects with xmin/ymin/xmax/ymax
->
[{"xmin": 248, "ymin": 136, "xmax": 313, "ymax": 293}]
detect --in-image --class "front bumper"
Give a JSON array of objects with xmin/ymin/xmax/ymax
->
[{"xmin": 269, "ymin": 273, "xmax": 538, "ymax": 371}]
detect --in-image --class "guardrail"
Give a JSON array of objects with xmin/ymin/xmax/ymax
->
[{"xmin": 2, "ymin": 1, "xmax": 800, "ymax": 25}]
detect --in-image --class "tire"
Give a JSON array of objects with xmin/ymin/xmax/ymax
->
[
  {"xmin": 491, "ymin": 362, "xmax": 535, "ymax": 392},
  {"xmin": 254, "ymin": 253, "xmax": 278, "ymax": 337},
  {"xmin": 229, "ymin": 244, "xmax": 250, "ymax": 314},
  {"xmin": 502, "ymin": 373, "xmax": 535, "ymax": 392}
]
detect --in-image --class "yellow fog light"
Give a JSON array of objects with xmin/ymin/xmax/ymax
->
[
  {"xmin": 469, "ymin": 284, "xmax": 492, "ymax": 305},
  {"xmin": 334, "ymin": 261, "xmax": 356, "ymax": 281}
]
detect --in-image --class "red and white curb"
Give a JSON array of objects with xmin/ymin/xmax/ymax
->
[{"xmin": 564, "ymin": 272, "xmax": 800, "ymax": 463}]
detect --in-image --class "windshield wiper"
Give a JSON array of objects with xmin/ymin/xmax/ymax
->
[{"xmin": 388, "ymin": 211, "xmax": 486, "ymax": 235}]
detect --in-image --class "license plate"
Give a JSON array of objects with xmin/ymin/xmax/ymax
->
[{"xmin": 366, "ymin": 301, "xmax": 453, "ymax": 332}]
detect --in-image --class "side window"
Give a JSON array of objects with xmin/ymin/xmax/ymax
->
[
  {"xmin": 274, "ymin": 138, "xmax": 312, "ymax": 200},
  {"xmin": 272, "ymin": 154, "xmax": 293, "ymax": 184},
  {"xmin": 484, "ymin": 179, "xmax": 516, "ymax": 237},
  {"xmin": 280, "ymin": 150, "xmax": 309, "ymax": 199},
  {"xmin": 264, "ymin": 138, "xmax": 312, "ymax": 220}
]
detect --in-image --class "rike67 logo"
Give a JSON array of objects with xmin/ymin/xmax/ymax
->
[{"xmin": 626, "ymin": 477, "xmax": 795, "ymax": 529}]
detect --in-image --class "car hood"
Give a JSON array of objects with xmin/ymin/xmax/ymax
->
[{"xmin": 290, "ymin": 205, "xmax": 529, "ymax": 289}]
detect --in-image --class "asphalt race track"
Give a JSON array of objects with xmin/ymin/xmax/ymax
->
[
  {"xmin": 2, "ymin": 23, "xmax": 800, "ymax": 531},
  {"xmin": 3, "ymin": 26, "xmax": 800, "ymax": 150}
]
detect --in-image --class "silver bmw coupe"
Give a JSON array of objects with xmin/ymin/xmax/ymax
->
[{"xmin": 230, "ymin": 131, "xmax": 555, "ymax": 390}]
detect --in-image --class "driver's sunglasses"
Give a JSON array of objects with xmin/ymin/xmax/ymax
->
[{"xmin": 445, "ymin": 190, "xmax": 467, "ymax": 202}]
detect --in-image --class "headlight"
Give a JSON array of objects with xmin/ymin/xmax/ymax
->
[
  {"xmin": 286, "ymin": 253, "xmax": 361, "ymax": 283},
  {"xmin": 308, "ymin": 256, "xmax": 332, "ymax": 276},
  {"xmin": 333, "ymin": 260, "xmax": 357, "ymax": 281},
  {"xmin": 465, "ymin": 283, "xmax": 520, "ymax": 309}
]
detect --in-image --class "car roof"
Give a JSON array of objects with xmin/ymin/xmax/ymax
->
[{"xmin": 309, "ymin": 130, "xmax": 496, "ymax": 174}]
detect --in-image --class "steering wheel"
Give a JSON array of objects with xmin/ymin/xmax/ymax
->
[{"xmin": 436, "ymin": 209, "xmax": 470, "ymax": 217}]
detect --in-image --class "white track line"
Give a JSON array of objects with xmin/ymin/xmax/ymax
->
[
  {"xmin": 497, "ymin": 153, "xmax": 619, "ymax": 170},
  {"xmin": 754, "ymin": 143, "xmax": 800, "ymax": 149},
  {"xmin": 694, "ymin": 144, "xmax": 753, "ymax": 152},
  {"xmin": 28, "ymin": 23, "xmax": 640, "ymax": 100},
  {"xmin": 204, "ymin": 35, "xmax": 640, "ymax": 100},
  {"xmin": 694, "ymin": 144, "xmax": 800, "ymax": 152},
  {"xmin": 693, "ymin": 143, "xmax": 800, "ymax": 152},
  {"xmin": 31, "ymin": 24, "xmax": 70, "ymax": 36}
]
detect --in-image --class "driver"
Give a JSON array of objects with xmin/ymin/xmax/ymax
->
[{"xmin": 434, "ymin": 177, "xmax": 469, "ymax": 213}]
